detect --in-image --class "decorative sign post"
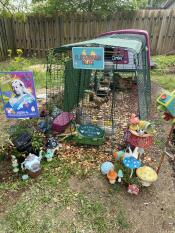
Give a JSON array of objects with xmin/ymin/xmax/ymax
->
[
  {"xmin": 72, "ymin": 47, "xmax": 104, "ymax": 70},
  {"xmin": 0, "ymin": 71, "xmax": 39, "ymax": 119}
]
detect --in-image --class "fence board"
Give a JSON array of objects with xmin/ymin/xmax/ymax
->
[{"xmin": 0, "ymin": 10, "xmax": 175, "ymax": 61}]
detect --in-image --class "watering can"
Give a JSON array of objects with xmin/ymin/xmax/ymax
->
[{"xmin": 21, "ymin": 153, "xmax": 42, "ymax": 172}]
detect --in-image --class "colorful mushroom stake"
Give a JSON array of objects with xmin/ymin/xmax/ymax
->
[{"xmin": 123, "ymin": 156, "xmax": 141, "ymax": 178}]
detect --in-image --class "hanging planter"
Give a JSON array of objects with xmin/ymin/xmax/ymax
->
[{"xmin": 124, "ymin": 129, "xmax": 153, "ymax": 149}]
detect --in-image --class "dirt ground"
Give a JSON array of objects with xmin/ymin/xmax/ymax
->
[{"xmin": 0, "ymin": 82, "xmax": 174, "ymax": 233}]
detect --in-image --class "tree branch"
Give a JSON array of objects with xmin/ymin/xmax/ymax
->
[{"xmin": 0, "ymin": 0, "xmax": 13, "ymax": 15}]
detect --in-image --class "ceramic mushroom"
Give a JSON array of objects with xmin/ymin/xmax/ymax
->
[
  {"xmin": 136, "ymin": 166, "xmax": 158, "ymax": 187},
  {"xmin": 117, "ymin": 170, "xmax": 123, "ymax": 182},
  {"xmin": 100, "ymin": 161, "xmax": 114, "ymax": 175},
  {"xmin": 107, "ymin": 170, "xmax": 117, "ymax": 184},
  {"xmin": 123, "ymin": 156, "xmax": 141, "ymax": 178}
]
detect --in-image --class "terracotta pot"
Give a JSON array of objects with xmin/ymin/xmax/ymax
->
[{"xmin": 26, "ymin": 169, "xmax": 41, "ymax": 178}]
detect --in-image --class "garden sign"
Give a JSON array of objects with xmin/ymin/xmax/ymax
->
[
  {"xmin": 0, "ymin": 71, "xmax": 39, "ymax": 119},
  {"xmin": 72, "ymin": 47, "xmax": 104, "ymax": 70}
]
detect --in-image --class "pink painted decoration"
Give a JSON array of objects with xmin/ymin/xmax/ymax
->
[
  {"xmin": 129, "ymin": 113, "xmax": 140, "ymax": 125},
  {"xmin": 127, "ymin": 184, "xmax": 140, "ymax": 195}
]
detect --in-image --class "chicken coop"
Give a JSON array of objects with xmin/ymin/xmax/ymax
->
[{"xmin": 46, "ymin": 29, "xmax": 151, "ymax": 145}]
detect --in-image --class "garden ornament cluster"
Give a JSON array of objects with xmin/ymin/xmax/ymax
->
[{"xmin": 100, "ymin": 113, "xmax": 158, "ymax": 194}]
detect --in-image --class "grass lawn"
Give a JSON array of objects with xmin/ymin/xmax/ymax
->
[
  {"xmin": 0, "ymin": 157, "xmax": 130, "ymax": 233},
  {"xmin": 0, "ymin": 57, "xmax": 46, "ymax": 90},
  {"xmin": 151, "ymin": 55, "xmax": 175, "ymax": 91}
]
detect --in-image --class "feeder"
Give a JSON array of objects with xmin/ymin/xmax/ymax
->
[{"xmin": 52, "ymin": 112, "xmax": 74, "ymax": 134}]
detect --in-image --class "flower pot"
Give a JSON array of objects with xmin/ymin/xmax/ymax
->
[
  {"xmin": 26, "ymin": 169, "xmax": 41, "ymax": 178},
  {"xmin": 125, "ymin": 129, "xmax": 153, "ymax": 149}
]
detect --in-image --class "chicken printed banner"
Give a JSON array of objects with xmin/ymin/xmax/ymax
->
[
  {"xmin": 0, "ymin": 71, "xmax": 39, "ymax": 119},
  {"xmin": 72, "ymin": 47, "xmax": 104, "ymax": 70}
]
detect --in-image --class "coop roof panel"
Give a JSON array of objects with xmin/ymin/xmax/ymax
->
[{"xmin": 58, "ymin": 37, "xmax": 142, "ymax": 54}]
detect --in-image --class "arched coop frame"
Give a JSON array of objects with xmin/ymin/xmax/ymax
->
[{"xmin": 46, "ymin": 29, "xmax": 151, "ymax": 142}]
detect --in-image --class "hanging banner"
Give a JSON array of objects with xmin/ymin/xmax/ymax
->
[
  {"xmin": 112, "ymin": 48, "xmax": 129, "ymax": 64},
  {"xmin": 0, "ymin": 71, "xmax": 39, "ymax": 119},
  {"xmin": 72, "ymin": 47, "xmax": 104, "ymax": 70}
]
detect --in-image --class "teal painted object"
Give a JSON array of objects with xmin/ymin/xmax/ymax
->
[
  {"xmin": 45, "ymin": 149, "xmax": 55, "ymax": 161},
  {"xmin": 117, "ymin": 170, "xmax": 123, "ymax": 182},
  {"xmin": 157, "ymin": 92, "xmax": 175, "ymax": 117},
  {"xmin": 40, "ymin": 149, "xmax": 55, "ymax": 162},
  {"xmin": 116, "ymin": 150, "xmax": 124, "ymax": 160}
]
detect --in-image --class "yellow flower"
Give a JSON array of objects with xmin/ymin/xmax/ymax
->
[
  {"xmin": 7, "ymin": 49, "xmax": 12, "ymax": 57},
  {"xmin": 16, "ymin": 49, "xmax": 23, "ymax": 55}
]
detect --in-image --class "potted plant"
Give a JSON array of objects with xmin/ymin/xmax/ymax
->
[{"xmin": 31, "ymin": 131, "xmax": 46, "ymax": 155}]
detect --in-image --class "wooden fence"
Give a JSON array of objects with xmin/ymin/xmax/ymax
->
[{"xmin": 0, "ymin": 9, "xmax": 175, "ymax": 61}]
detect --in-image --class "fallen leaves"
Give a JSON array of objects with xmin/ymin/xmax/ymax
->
[{"xmin": 53, "ymin": 89, "xmax": 166, "ymax": 174}]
